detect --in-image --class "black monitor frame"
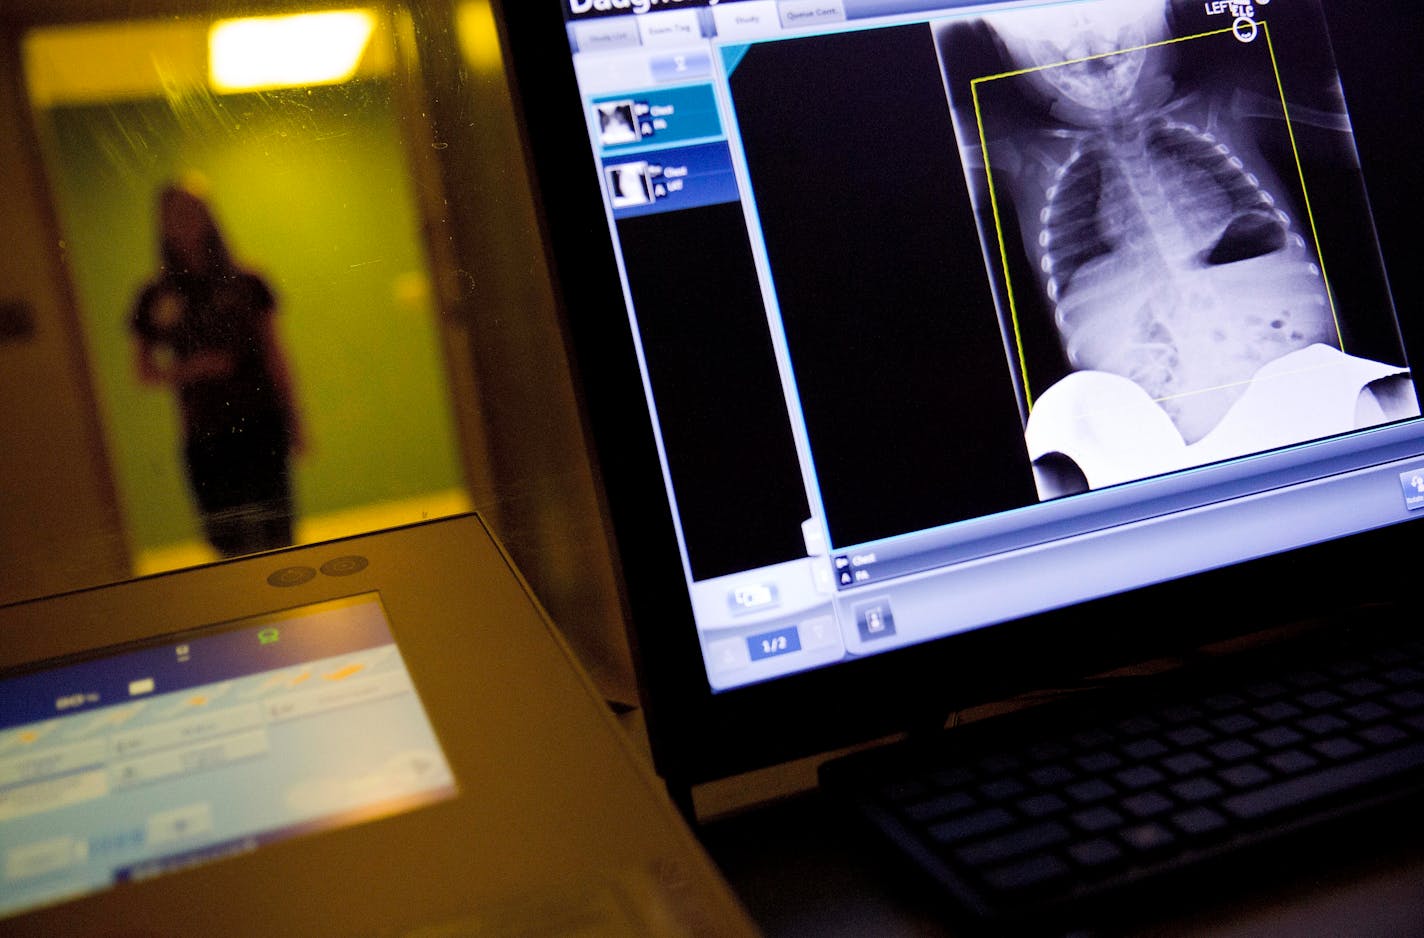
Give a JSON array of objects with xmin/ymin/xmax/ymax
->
[{"xmin": 491, "ymin": 0, "xmax": 1424, "ymax": 794}]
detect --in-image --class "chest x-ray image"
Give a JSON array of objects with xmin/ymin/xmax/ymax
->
[
  {"xmin": 597, "ymin": 100, "xmax": 642, "ymax": 146},
  {"xmin": 938, "ymin": 0, "xmax": 1419, "ymax": 497}
]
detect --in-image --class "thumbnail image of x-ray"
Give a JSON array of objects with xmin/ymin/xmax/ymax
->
[
  {"xmin": 941, "ymin": 0, "xmax": 1418, "ymax": 497},
  {"xmin": 597, "ymin": 101, "xmax": 642, "ymax": 146},
  {"xmin": 607, "ymin": 161, "xmax": 655, "ymax": 208}
]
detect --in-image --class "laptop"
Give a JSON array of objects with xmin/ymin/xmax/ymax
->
[
  {"xmin": 492, "ymin": 0, "xmax": 1424, "ymax": 929},
  {"xmin": 0, "ymin": 514, "xmax": 760, "ymax": 936}
]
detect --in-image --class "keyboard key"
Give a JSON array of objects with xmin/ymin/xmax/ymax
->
[
  {"xmin": 1254, "ymin": 726, "xmax": 1305, "ymax": 749},
  {"xmin": 1075, "ymin": 751, "xmax": 1121, "ymax": 773},
  {"xmin": 881, "ymin": 779, "xmax": 931, "ymax": 803},
  {"xmin": 1388, "ymin": 689, "xmax": 1424, "ymax": 712},
  {"xmin": 1164, "ymin": 726, "xmax": 1213, "ymax": 748},
  {"xmin": 1312, "ymin": 737, "xmax": 1364, "ymax": 761},
  {"xmin": 1208, "ymin": 739, "xmax": 1259, "ymax": 762},
  {"xmin": 1115, "ymin": 766, "xmax": 1165, "ymax": 790},
  {"xmin": 1266, "ymin": 750, "xmax": 1318, "ymax": 774},
  {"xmin": 1157, "ymin": 705, "xmax": 1202, "ymax": 724},
  {"xmin": 1286, "ymin": 670, "xmax": 1328, "ymax": 689},
  {"xmin": 1067, "ymin": 779, "xmax": 1116, "ymax": 803},
  {"xmin": 1161, "ymin": 751, "xmax": 1212, "ymax": 776},
  {"xmin": 1382, "ymin": 666, "xmax": 1424, "ymax": 686},
  {"xmin": 931, "ymin": 766, "xmax": 975, "ymax": 789},
  {"xmin": 1327, "ymin": 658, "xmax": 1369, "ymax": 677},
  {"xmin": 979, "ymin": 778, "xmax": 1026, "ymax": 802},
  {"xmin": 1123, "ymin": 792, "xmax": 1173, "ymax": 818},
  {"xmin": 1172, "ymin": 805, "xmax": 1228, "ymax": 837},
  {"xmin": 1223, "ymin": 742, "xmax": 1424, "ymax": 820},
  {"xmin": 1071, "ymin": 805, "xmax": 1124, "ymax": 833},
  {"xmin": 1211, "ymin": 714, "xmax": 1259, "ymax": 735},
  {"xmin": 1219, "ymin": 764, "xmax": 1271, "ymax": 788},
  {"xmin": 1342, "ymin": 678, "xmax": 1387, "ymax": 697},
  {"xmin": 1068, "ymin": 838, "xmax": 1122, "ymax": 868},
  {"xmin": 983, "ymin": 854, "xmax": 1069, "ymax": 894},
  {"xmin": 930, "ymin": 807, "xmax": 1013, "ymax": 845},
  {"xmin": 903, "ymin": 791, "xmax": 976, "ymax": 823},
  {"xmin": 955, "ymin": 822, "xmax": 1070, "ymax": 867},
  {"xmin": 1117, "ymin": 716, "xmax": 1160, "ymax": 735},
  {"xmin": 1344, "ymin": 701, "xmax": 1391, "ymax": 723},
  {"xmin": 1372, "ymin": 647, "xmax": 1409, "ymax": 666},
  {"xmin": 1170, "ymin": 777, "xmax": 1224, "ymax": 802},
  {"xmin": 1298, "ymin": 714, "xmax": 1349, "ymax": 736},
  {"xmin": 1028, "ymin": 764, "xmax": 1075, "ymax": 787},
  {"xmin": 978, "ymin": 753, "xmax": 1022, "ymax": 774},
  {"xmin": 1245, "ymin": 680, "xmax": 1288, "ymax": 700},
  {"xmin": 1120, "ymin": 822, "xmax": 1175, "ymax": 853},
  {"xmin": 1018, "ymin": 792, "xmax": 1068, "ymax": 818},
  {"xmin": 1122, "ymin": 738, "xmax": 1168, "ymax": 760},
  {"xmin": 1027, "ymin": 741, "xmax": 1070, "ymax": 762},
  {"xmin": 1359, "ymin": 724, "xmax": 1409, "ymax": 747},
  {"xmin": 1204, "ymin": 693, "xmax": 1247, "ymax": 712},
  {"xmin": 1298, "ymin": 690, "xmax": 1345, "ymax": 710},
  {"xmin": 1255, "ymin": 701, "xmax": 1303, "ymax": 722},
  {"xmin": 1071, "ymin": 729, "xmax": 1113, "ymax": 749}
]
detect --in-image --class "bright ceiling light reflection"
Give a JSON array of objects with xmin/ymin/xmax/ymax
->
[{"xmin": 209, "ymin": 10, "xmax": 376, "ymax": 92}]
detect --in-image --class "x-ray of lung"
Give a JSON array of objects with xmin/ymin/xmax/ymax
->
[{"xmin": 937, "ymin": 0, "xmax": 1418, "ymax": 497}]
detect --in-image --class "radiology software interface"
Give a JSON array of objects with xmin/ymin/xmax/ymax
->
[{"xmin": 565, "ymin": 0, "xmax": 1422, "ymax": 689}]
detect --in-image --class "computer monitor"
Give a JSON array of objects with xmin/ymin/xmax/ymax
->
[{"xmin": 493, "ymin": 0, "xmax": 1424, "ymax": 792}]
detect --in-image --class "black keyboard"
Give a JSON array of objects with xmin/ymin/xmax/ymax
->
[{"xmin": 819, "ymin": 620, "xmax": 1424, "ymax": 932}]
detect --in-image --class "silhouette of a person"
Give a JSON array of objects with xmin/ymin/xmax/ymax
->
[{"xmin": 131, "ymin": 180, "xmax": 304, "ymax": 556}]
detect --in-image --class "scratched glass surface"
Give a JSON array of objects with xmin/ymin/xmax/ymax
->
[{"xmin": 2, "ymin": 1, "xmax": 516, "ymax": 602}]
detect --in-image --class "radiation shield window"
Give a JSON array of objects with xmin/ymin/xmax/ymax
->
[
  {"xmin": 16, "ymin": 12, "xmax": 470, "ymax": 590},
  {"xmin": 0, "ymin": 594, "xmax": 457, "ymax": 922}
]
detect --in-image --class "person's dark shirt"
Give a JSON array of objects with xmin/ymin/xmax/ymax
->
[{"xmin": 131, "ymin": 270, "xmax": 285, "ymax": 445}]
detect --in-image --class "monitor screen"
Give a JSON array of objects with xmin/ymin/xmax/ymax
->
[
  {"xmin": 0, "ymin": 593, "xmax": 457, "ymax": 921},
  {"xmin": 500, "ymin": 0, "xmax": 1424, "ymax": 780}
]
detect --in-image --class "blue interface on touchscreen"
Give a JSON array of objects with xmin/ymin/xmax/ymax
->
[{"xmin": 0, "ymin": 594, "xmax": 456, "ymax": 921}]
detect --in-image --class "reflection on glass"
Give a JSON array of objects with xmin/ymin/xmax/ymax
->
[
  {"xmin": 22, "ymin": 11, "xmax": 471, "ymax": 575},
  {"xmin": 209, "ymin": 10, "xmax": 377, "ymax": 92},
  {"xmin": 132, "ymin": 179, "xmax": 303, "ymax": 558}
]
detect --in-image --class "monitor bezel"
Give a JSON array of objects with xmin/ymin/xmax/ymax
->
[{"xmin": 491, "ymin": 0, "xmax": 1424, "ymax": 789}]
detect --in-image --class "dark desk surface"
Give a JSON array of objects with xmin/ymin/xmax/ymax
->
[
  {"xmin": 616, "ymin": 697, "xmax": 1424, "ymax": 937},
  {"xmin": 610, "ymin": 624, "xmax": 1424, "ymax": 937},
  {"xmin": 694, "ymin": 782, "xmax": 1424, "ymax": 938}
]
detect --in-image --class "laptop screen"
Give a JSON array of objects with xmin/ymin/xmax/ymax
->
[
  {"xmin": 545, "ymin": 0, "xmax": 1424, "ymax": 697},
  {"xmin": 0, "ymin": 593, "xmax": 457, "ymax": 921}
]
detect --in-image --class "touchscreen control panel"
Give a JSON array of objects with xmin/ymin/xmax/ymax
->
[{"xmin": 0, "ymin": 593, "xmax": 456, "ymax": 921}]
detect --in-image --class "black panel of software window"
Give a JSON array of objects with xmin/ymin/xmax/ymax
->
[
  {"xmin": 729, "ymin": 25, "xmax": 1040, "ymax": 550},
  {"xmin": 1328, "ymin": 4, "xmax": 1423, "ymax": 362},
  {"xmin": 617, "ymin": 203, "xmax": 811, "ymax": 582}
]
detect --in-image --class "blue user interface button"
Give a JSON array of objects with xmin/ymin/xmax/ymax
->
[
  {"xmin": 1399, "ymin": 468, "xmax": 1424, "ymax": 511},
  {"xmin": 748, "ymin": 626, "xmax": 801, "ymax": 661}
]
